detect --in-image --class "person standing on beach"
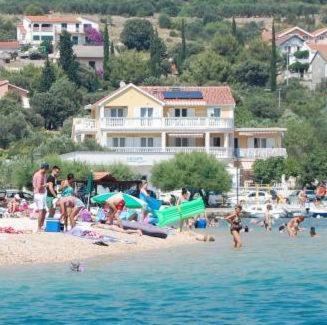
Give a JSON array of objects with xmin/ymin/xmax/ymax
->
[
  {"xmin": 32, "ymin": 163, "xmax": 49, "ymax": 232},
  {"xmin": 104, "ymin": 196, "xmax": 126, "ymax": 227},
  {"xmin": 298, "ymin": 187, "xmax": 307, "ymax": 207},
  {"xmin": 46, "ymin": 166, "xmax": 60, "ymax": 218},
  {"xmin": 225, "ymin": 205, "xmax": 243, "ymax": 248},
  {"xmin": 264, "ymin": 204, "xmax": 273, "ymax": 231},
  {"xmin": 177, "ymin": 188, "xmax": 189, "ymax": 231}
]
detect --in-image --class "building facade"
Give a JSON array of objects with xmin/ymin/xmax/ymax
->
[
  {"xmin": 17, "ymin": 15, "xmax": 99, "ymax": 46},
  {"xmin": 70, "ymin": 83, "xmax": 286, "ymax": 179},
  {"xmin": 0, "ymin": 80, "xmax": 30, "ymax": 108}
]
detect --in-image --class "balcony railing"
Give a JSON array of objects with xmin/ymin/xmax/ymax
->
[
  {"xmin": 100, "ymin": 117, "xmax": 233, "ymax": 130},
  {"xmin": 73, "ymin": 118, "xmax": 96, "ymax": 132},
  {"xmin": 236, "ymin": 148, "xmax": 287, "ymax": 159},
  {"xmin": 108, "ymin": 147, "xmax": 233, "ymax": 158}
]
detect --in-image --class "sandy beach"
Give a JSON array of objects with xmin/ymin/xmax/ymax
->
[{"xmin": 0, "ymin": 218, "xmax": 199, "ymax": 266}]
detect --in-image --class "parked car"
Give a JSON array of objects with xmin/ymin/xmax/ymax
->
[
  {"xmin": 230, "ymin": 191, "xmax": 272, "ymax": 205},
  {"xmin": 0, "ymin": 189, "xmax": 33, "ymax": 207}
]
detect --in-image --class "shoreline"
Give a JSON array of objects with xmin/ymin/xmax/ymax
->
[{"xmin": 0, "ymin": 218, "xmax": 199, "ymax": 267}]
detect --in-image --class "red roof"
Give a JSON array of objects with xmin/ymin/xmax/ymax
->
[
  {"xmin": 140, "ymin": 86, "xmax": 235, "ymax": 106},
  {"xmin": 312, "ymin": 27, "xmax": 327, "ymax": 37},
  {"xmin": 25, "ymin": 15, "xmax": 78, "ymax": 23},
  {"xmin": 0, "ymin": 41, "xmax": 19, "ymax": 49}
]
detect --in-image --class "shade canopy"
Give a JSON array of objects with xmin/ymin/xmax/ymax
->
[{"xmin": 91, "ymin": 192, "xmax": 146, "ymax": 209}]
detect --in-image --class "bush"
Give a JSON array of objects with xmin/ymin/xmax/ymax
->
[
  {"xmin": 169, "ymin": 30, "xmax": 178, "ymax": 37},
  {"xmin": 158, "ymin": 14, "xmax": 171, "ymax": 29},
  {"xmin": 293, "ymin": 50, "xmax": 309, "ymax": 59},
  {"xmin": 289, "ymin": 62, "xmax": 309, "ymax": 74}
]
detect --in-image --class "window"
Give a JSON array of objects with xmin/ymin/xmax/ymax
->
[
  {"xmin": 209, "ymin": 107, "xmax": 221, "ymax": 118},
  {"xmin": 41, "ymin": 35, "xmax": 53, "ymax": 41},
  {"xmin": 33, "ymin": 35, "xmax": 40, "ymax": 41},
  {"xmin": 254, "ymin": 138, "xmax": 267, "ymax": 148},
  {"xmin": 72, "ymin": 36, "xmax": 78, "ymax": 45},
  {"xmin": 113, "ymin": 138, "xmax": 125, "ymax": 147},
  {"xmin": 84, "ymin": 23, "xmax": 92, "ymax": 30},
  {"xmin": 175, "ymin": 138, "xmax": 188, "ymax": 147},
  {"xmin": 212, "ymin": 137, "xmax": 221, "ymax": 147},
  {"xmin": 76, "ymin": 23, "xmax": 80, "ymax": 31},
  {"xmin": 174, "ymin": 108, "xmax": 187, "ymax": 117},
  {"xmin": 33, "ymin": 24, "xmax": 39, "ymax": 28},
  {"xmin": 110, "ymin": 108, "xmax": 125, "ymax": 117},
  {"xmin": 61, "ymin": 23, "xmax": 67, "ymax": 29},
  {"xmin": 89, "ymin": 61, "xmax": 96, "ymax": 69},
  {"xmin": 234, "ymin": 138, "xmax": 239, "ymax": 149},
  {"xmin": 41, "ymin": 24, "xmax": 51, "ymax": 28},
  {"xmin": 141, "ymin": 138, "xmax": 154, "ymax": 147},
  {"xmin": 140, "ymin": 107, "xmax": 153, "ymax": 118}
]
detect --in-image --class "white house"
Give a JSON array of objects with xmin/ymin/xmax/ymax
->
[{"xmin": 17, "ymin": 15, "xmax": 99, "ymax": 46}]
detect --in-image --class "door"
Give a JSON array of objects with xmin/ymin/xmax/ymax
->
[
  {"xmin": 140, "ymin": 107, "xmax": 153, "ymax": 126},
  {"xmin": 175, "ymin": 138, "xmax": 189, "ymax": 147},
  {"xmin": 174, "ymin": 108, "xmax": 187, "ymax": 117}
]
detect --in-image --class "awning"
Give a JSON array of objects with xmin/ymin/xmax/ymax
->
[
  {"xmin": 93, "ymin": 172, "xmax": 117, "ymax": 183},
  {"xmin": 168, "ymin": 133, "xmax": 204, "ymax": 138}
]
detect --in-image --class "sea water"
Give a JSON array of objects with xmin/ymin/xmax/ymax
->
[{"xmin": 0, "ymin": 218, "xmax": 326, "ymax": 324}]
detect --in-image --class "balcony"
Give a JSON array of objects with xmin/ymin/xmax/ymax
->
[
  {"xmin": 236, "ymin": 148, "xmax": 287, "ymax": 159},
  {"xmin": 108, "ymin": 147, "xmax": 233, "ymax": 158},
  {"xmin": 73, "ymin": 118, "xmax": 96, "ymax": 133},
  {"xmin": 100, "ymin": 117, "xmax": 234, "ymax": 130}
]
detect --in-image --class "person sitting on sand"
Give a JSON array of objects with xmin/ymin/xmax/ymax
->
[
  {"xmin": 264, "ymin": 204, "xmax": 273, "ymax": 231},
  {"xmin": 287, "ymin": 215, "xmax": 305, "ymax": 237},
  {"xmin": 7, "ymin": 194, "xmax": 21, "ymax": 215},
  {"xmin": 225, "ymin": 205, "xmax": 243, "ymax": 248},
  {"xmin": 104, "ymin": 196, "xmax": 126, "ymax": 227}
]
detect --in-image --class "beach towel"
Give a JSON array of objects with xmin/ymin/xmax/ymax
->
[{"xmin": 0, "ymin": 227, "xmax": 24, "ymax": 234}]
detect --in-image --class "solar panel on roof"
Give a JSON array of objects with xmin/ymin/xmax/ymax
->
[{"xmin": 163, "ymin": 90, "xmax": 203, "ymax": 99}]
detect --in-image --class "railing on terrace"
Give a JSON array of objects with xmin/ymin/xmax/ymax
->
[
  {"xmin": 236, "ymin": 148, "xmax": 287, "ymax": 159},
  {"xmin": 101, "ymin": 117, "xmax": 234, "ymax": 129},
  {"xmin": 73, "ymin": 118, "xmax": 96, "ymax": 132}
]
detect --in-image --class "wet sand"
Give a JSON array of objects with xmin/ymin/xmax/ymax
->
[{"xmin": 0, "ymin": 218, "xmax": 199, "ymax": 266}]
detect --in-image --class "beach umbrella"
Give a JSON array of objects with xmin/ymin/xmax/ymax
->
[{"xmin": 91, "ymin": 192, "xmax": 146, "ymax": 209}]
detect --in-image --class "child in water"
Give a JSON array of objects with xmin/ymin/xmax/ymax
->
[{"xmin": 310, "ymin": 227, "xmax": 319, "ymax": 237}]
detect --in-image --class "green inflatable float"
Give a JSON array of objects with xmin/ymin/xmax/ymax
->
[{"xmin": 156, "ymin": 198, "xmax": 205, "ymax": 227}]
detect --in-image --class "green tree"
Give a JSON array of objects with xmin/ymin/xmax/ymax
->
[
  {"xmin": 253, "ymin": 157, "xmax": 286, "ymax": 184},
  {"xmin": 39, "ymin": 39, "xmax": 53, "ymax": 54},
  {"xmin": 151, "ymin": 152, "xmax": 232, "ymax": 192},
  {"xmin": 270, "ymin": 19, "xmax": 277, "ymax": 91},
  {"xmin": 103, "ymin": 22, "xmax": 110, "ymax": 80},
  {"xmin": 24, "ymin": 3, "xmax": 44, "ymax": 15},
  {"xmin": 212, "ymin": 33, "xmax": 239, "ymax": 59},
  {"xmin": 177, "ymin": 18, "xmax": 187, "ymax": 72},
  {"xmin": 120, "ymin": 19, "xmax": 154, "ymax": 51},
  {"xmin": 158, "ymin": 14, "xmax": 171, "ymax": 29},
  {"xmin": 299, "ymin": 149, "xmax": 327, "ymax": 185},
  {"xmin": 182, "ymin": 50, "xmax": 230, "ymax": 85},
  {"xmin": 110, "ymin": 41, "xmax": 115, "ymax": 56},
  {"xmin": 31, "ymin": 77, "xmax": 82, "ymax": 129},
  {"xmin": 233, "ymin": 59, "xmax": 269, "ymax": 87},
  {"xmin": 110, "ymin": 50, "xmax": 150, "ymax": 86},
  {"xmin": 232, "ymin": 16, "xmax": 237, "ymax": 37},
  {"xmin": 58, "ymin": 30, "xmax": 79, "ymax": 83},
  {"xmin": 38, "ymin": 58, "xmax": 56, "ymax": 92},
  {"xmin": 149, "ymin": 29, "xmax": 168, "ymax": 78}
]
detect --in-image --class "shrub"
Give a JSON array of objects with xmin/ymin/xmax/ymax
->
[{"xmin": 158, "ymin": 14, "xmax": 171, "ymax": 29}]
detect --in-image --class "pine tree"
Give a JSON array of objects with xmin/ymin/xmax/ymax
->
[
  {"xmin": 39, "ymin": 58, "xmax": 56, "ymax": 92},
  {"xmin": 232, "ymin": 17, "xmax": 237, "ymax": 37},
  {"xmin": 149, "ymin": 29, "xmax": 167, "ymax": 78},
  {"xmin": 103, "ymin": 22, "xmax": 110, "ymax": 80},
  {"xmin": 270, "ymin": 19, "xmax": 277, "ymax": 92},
  {"xmin": 58, "ymin": 30, "xmax": 78, "ymax": 83},
  {"xmin": 110, "ymin": 41, "xmax": 115, "ymax": 56},
  {"xmin": 177, "ymin": 19, "xmax": 186, "ymax": 73}
]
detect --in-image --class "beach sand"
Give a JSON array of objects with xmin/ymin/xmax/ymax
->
[{"xmin": 0, "ymin": 218, "xmax": 199, "ymax": 266}]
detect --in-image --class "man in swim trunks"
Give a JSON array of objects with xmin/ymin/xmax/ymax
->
[
  {"xmin": 104, "ymin": 196, "xmax": 126, "ymax": 227},
  {"xmin": 287, "ymin": 215, "xmax": 305, "ymax": 237},
  {"xmin": 32, "ymin": 163, "xmax": 49, "ymax": 232}
]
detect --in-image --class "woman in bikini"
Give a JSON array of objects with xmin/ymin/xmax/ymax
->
[
  {"xmin": 225, "ymin": 205, "xmax": 243, "ymax": 248},
  {"xmin": 264, "ymin": 204, "xmax": 273, "ymax": 231},
  {"xmin": 287, "ymin": 215, "xmax": 305, "ymax": 237}
]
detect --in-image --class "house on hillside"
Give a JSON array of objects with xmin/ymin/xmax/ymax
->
[
  {"xmin": 0, "ymin": 80, "xmax": 30, "ymax": 108},
  {"xmin": 73, "ymin": 45, "xmax": 103, "ymax": 72},
  {"xmin": 305, "ymin": 44, "xmax": 327, "ymax": 89},
  {"xmin": 67, "ymin": 83, "xmax": 287, "ymax": 182},
  {"xmin": 17, "ymin": 15, "xmax": 99, "ymax": 46}
]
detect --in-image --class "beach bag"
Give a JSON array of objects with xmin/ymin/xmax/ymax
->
[{"xmin": 79, "ymin": 209, "xmax": 92, "ymax": 222}]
